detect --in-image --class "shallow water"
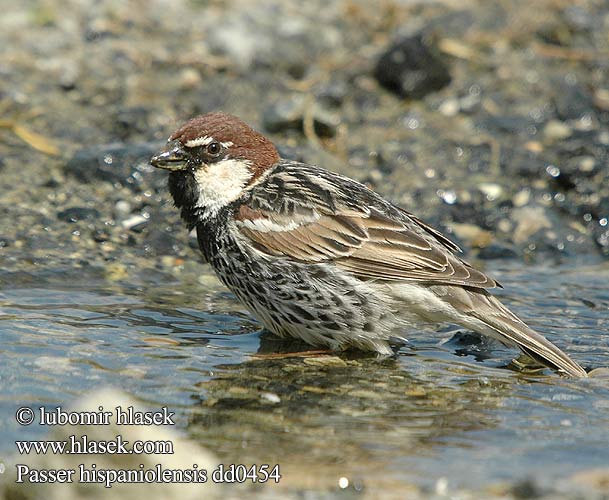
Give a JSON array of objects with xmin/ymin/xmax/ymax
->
[{"xmin": 1, "ymin": 262, "xmax": 608, "ymax": 494}]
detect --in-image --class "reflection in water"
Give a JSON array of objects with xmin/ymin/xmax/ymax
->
[
  {"xmin": 1, "ymin": 264, "xmax": 608, "ymax": 494},
  {"xmin": 189, "ymin": 351, "xmax": 512, "ymax": 491}
]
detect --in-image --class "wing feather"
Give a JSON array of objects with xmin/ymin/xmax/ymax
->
[{"xmin": 234, "ymin": 162, "xmax": 499, "ymax": 289}]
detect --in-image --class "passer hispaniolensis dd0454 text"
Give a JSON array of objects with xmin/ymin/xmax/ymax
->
[{"xmin": 151, "ymin": 112, "xmax": 587, "ymax": 377}]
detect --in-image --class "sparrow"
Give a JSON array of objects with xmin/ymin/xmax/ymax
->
[{"xmin": 150, "ymin": 112, "xmax": 587, "ymax": 378}]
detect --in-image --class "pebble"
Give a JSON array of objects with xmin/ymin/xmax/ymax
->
[
  {"xmin": 121, "ymin": 214, "xmax": 148, "ymax": 231},
  {"xmin": 543, "ymin": 120, "xmax": 572, "ymax": 141},
  {"xmin": 303, "ymin": 356, "xmax": 347, "ymax": 368},
  {"xmin": 178, "ymin": 67, "xmax": 202, "ymax": 89},
  {"xmin": 114, "ymin": 200, "xmax": 132, "ymax": 217},
  {"xmin": 512, "ymin": 206, "xmax": 552, "ymax": 244},
  {"xmin": 260, "ymin": 392, "xmax": 281, "ymax": 404},
  {"xmin": 450, "ymin": 223, "xmax": 494, "ymax": 248},
  {"xmin": 478, "ymin": 182, "xmax": 503, "ymax": 201},
  {"xmin": 64, "ymin": 142, "xmax": 162, "ymax": 190},
  {"xmin": 439, "ymin": 98, "xmax": 460, "ymax": 117},
  {"xmin": 57, "ymin": 207, "xmax": 100, "ymax": 223},
  {"xmin": 513, "ymin": 189, "xmax": 531, "ymax": 208}
]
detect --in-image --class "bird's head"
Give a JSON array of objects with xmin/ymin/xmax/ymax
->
[{"xmin": 151, "ymin": 112, "xmax": 280, "ymax": 222}]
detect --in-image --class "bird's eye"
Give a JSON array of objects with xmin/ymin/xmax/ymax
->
[{"xmin": 207, "ymin": 142, "xmax": 221, "ymax": 156}]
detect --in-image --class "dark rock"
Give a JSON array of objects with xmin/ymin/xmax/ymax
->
[
  {"xmin": 553, "ymin": 82, "xmax": 594, "ymax": 120},
  {"xmin": 65, "ymin": 142, "xmax": 163, "ymax": 191},
  {"xmin": 115, "ymin": 107, "xmax": 151, "ymax": 139},
  {"xmin": 479, "ymin": 114, "xmax": 531, "ymax": 135},
  {"xmin": 92, "ymin": 228, "xmax": 110, "ymax": 242},
  {"xmin": 511, "ymin": 478, "xmax": 544, "ymax": 499},
  {"xmin": 374, "ymin": 34, "xmax": 451, "ymax": 99},
  {"xmin": 499, "ymin": 149, "xmax": 548, "ymax": 179},
  {"xmin": 544, "ymin": 163, "xmax": 576, "ymax": 190},
  {"xmin": 477, "ymin": 243, "xmax": 518, "ymax": 260},
  {"xmin": 57, "ymin": 207, "xmax": 100, "ymax": 223},
  {"xmin": 145, "ymin": 228, "xmax": 183, "ymax": 256}
]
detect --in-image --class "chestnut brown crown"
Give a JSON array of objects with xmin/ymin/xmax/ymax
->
[{"xmin": 151, "ymin": 112, "xmax": 280, "ymax": 179}]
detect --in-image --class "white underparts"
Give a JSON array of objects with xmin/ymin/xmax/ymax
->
[{"xmin": 194, "ymin": 158, "xmax": 253, "ymax": 217}]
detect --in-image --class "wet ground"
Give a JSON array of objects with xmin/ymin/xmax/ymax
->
[
  {"xmin": 2, "ymin": 262, "xmax": 609, "ymax": 498},
  {"xmin": 1, "ymin": 0, "xmax": 609, "ymax": 497}
]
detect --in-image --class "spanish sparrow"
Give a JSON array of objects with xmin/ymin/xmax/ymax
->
[{"xmin": 151, "ymin": 112, "xmax": 586, "ymax": 377}]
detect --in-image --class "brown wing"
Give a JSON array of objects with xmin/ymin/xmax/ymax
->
[{"xmin": 235, "ymin": 183, "xmax": 497, "ymax": 289}]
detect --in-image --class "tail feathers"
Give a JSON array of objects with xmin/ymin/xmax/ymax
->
[
  {"xmin": 479, "ymin": 316, "xmax": 587, "ymax": 377},
  {"xmin": 468, "ymin": 294, "xmax": 587, "ymax": 378},
  {"xmin": 434, "ymin": 285, "xmax": 588, "ymax": 378}
]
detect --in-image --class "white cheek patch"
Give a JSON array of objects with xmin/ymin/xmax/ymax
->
[{"xmin": 194, "ymin": 158, "xmax": 254, "ymax": 216}]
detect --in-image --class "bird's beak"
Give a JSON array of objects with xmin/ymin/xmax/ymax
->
[{"xmin": 150, "ymin": 140, "xmax": 188, "ymax": 171}]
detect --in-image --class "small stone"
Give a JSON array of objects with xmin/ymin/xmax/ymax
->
[
  {"xmin": 449, "ymin": 223, "xmax": 493, "ymax": 248},
  {"xmin": 458, "ymin": 93, "xmax": 481, "ymax": 114},
  {"xmin": 593, "ymin": 88, "xmax": 609, "ymax": 111},
  {"xmin": 511, "ymin": 478, "xmax": 544, "ymax": 499},
  {"xmin": 114, "ymin": 200, "xmax": 132, "ymax": 217},
  {"xmin": 524, "ymin": 141, "xmax": 544, "ymax": 153},
  {"xmin": 92, "ymin": 229, "xmax": 110, "ymax": 242},
  {"xmin": 477, "ymin": 243, "xmax": 518, "ymax": 260},
  {"xmin": 65, "ymin": 142, "xmax": 162, "ymax": 191},
  {"xmin": 439, "ymin": 98, "xmax": 459, "ymax": 117},
  {"xmin": 478, "ymin": 183, "xmax": 503, "ymax": 201},
  {"xmin": 374, "ymin": 34, "xmax": 451, "ymax": 99},
  {"xmin": 160, "ymin": 255, "xmax": 180, "ymax": 268},
  {"xmin": 513, "ymin": 189, "xmax": 531, "ymax": 208},
  {"xmin": 497, "ymin": 219, "xmax": 513, "ymax": 233},
  {"xmin": 121, "ymin": 214, "xmax": 148, "ymax": 232},
  {"xmin": 178, "ymin": 67, "xmax": 202, "ymax": 89},
  {"xmin": 348, "ymin": 389, "xmax": 381, "ymax": 399},
  {"xmin": 260, "ymin": 392, "xmax": 281, "ymax": 404},
  {"xmin": 57, "ymin": 207, "xmax": 100, "ymax": 223},
  {"xmin": 104, "ymin": 262, "xmax": 128, "ymax": 281},
  {"xmin": 512, "ymin": 206, "xmax": 552, "ymax": 244},
  {"xmin": 543, "ymin": 120, "xmax": 572, "ymax": 141},
  {"xmin": 303, "ymin": 356, "xmax": 347, "ymax": 368},
  {"xmin": 576, "ymin": 156, "xmax": 596, "ymax": 173}
]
